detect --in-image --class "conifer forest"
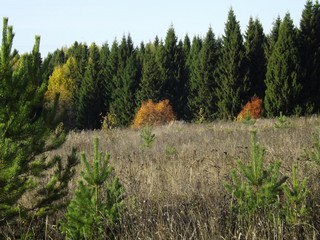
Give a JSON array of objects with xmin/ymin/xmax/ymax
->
[{"xmin": 1, "ymin": 1, "xmax": 320, "ymax": 239}]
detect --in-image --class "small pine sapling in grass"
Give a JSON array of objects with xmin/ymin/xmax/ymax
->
[
  {"xmin": 282, "ymin": 164, "xmax": 309, "ymax": 225},
  {"xmin": 304, "ymin": 127, "xmax": 320, "ymax": 164},
  {"xmin": 60, "ymin": 138, "xmax": 124, "ymax": 240},
  {"xmin": 140, "ymin": 125, "xmax": 156, "ymax": 148},
  {"xmin": 225, "ymin": 130, "xmax": 287, "ymax": 216},
  {"xmin": 274, "ymin": 111, "xmax": 290, "ymax": 128}
]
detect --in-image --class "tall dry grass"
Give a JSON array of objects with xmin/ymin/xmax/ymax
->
[{"xmin": 3, "ymin": 116, "xmax": 320, "ymax": 239}]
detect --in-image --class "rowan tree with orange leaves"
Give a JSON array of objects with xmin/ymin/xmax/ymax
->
[{"xmin": 237, "ymin": 96, "xmax": 263, "ymax": 121}]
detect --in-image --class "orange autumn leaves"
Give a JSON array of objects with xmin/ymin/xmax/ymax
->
[
  {"xmin": 133, "ymin": 97, "xmax": 262, "ymax": 128},
  {"xmin": 237, "ymin": 96, "xmax": 263, "ymax": 121},
  {"xmin": 132, "ymin": 99, "xmax": 176, "ymax": 128}
]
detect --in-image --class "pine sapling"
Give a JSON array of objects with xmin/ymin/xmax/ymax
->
[
  {"xmin": 140, "ymin": 125, "xmax": 156, "ymax": 148},
  {"xmin": 304, "ymin": 127, "xmax": 320, "ymax": 164},
  {"xmin": 225, "ymin": 130, "xmax": 287, "ymax": 214},
  {"xmin": 282, "ymin": 164, "xmax": 309, "ymax": 225},
  {"xmin": 61, "ymin": 138, "xmax": 124, "ymax": 240}
]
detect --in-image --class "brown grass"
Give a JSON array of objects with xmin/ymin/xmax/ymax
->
[{"xmin": 4, "ymin": 116, "xmax": 320, "ymax": 239}]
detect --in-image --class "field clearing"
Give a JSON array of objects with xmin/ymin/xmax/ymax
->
[{"xmin": 44, "ymin": 116, "xmax": 320, "ymax": 239}]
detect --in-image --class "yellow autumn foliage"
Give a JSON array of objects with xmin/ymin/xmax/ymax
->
[
  {"xmin": 45, "ymin": 57, "xmax": 78, "ymax": 108},
  {"xmin": 132, "ymin": 99, "xmax": 176, "ymax": 128}
]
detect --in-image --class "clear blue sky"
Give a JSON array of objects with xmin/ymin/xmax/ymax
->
[{"xmin": 1, "ymin": 0, "xmax": 307, "ymax": 57}]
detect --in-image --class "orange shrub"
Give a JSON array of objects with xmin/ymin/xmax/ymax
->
[
  {"xmin": 132, "ymin": 99, "xmax": 176, "ymax": 128},
  {"xmin": 237, "ymin": 96, "xmax": 263, "ymax": 121}
]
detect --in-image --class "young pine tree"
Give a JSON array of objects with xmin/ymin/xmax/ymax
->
[
  {"xmin": 61, "ymin": 138, "xmax": 124, "ymax": 240},
  {"xmin": 0, "ymin": 18, "xmax": 78, "ymax": 228}
]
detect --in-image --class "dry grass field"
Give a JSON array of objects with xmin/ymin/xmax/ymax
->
[{"xmin": 7, "ymin": 116, "xmax": 320, "ymax": 239}]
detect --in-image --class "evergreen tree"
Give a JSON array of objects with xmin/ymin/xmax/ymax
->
[
  {"xmin": 42, "ymin": 48, "xmax": 66, "ymax": 82},
  {"xmin": 215, "ymin": 9, "xmax": 248, "ymax": 120},
  {"xmin": 76, "ymin": 43, "xmax": 102, "ymax": 129},
  {"xmin": 162, "ymin": 26, "xmax": 187, "ymax": 118},
  {"xmin": 99, "ymin": 42, "xmax": 110, "ymax": 115},
  {"xmin": 187, "ymin": 36, "xmax": 202, "ymax": 120},
  {"xmin": 188, "ymin": 28, "xmax": 219, "ymax": 121},
  {"xmin": 299, "ymin": 0, "xmax": 320, "ymax": 112},
  {"xmin": 264, "ymin": 13, "xmax": 302, "ymax": 117},
  {"xmin": 265, "ymin": 16, "xmax": 282, "ymax": 61},
  {"xmin": 67, "ymin": 41, "xmax": 88, "ymax": 76},
  {"xmin": 61, "ymin": 138, "xmax": 124, "ymax": 240},
  {"xmin": 109, "ymin": 35, "xmax": 140, "ymax": 126},
  {"xmin": 0, "ymin": 18, "xmax": 77, "ymax": 227},
  {"xmin": 103, "ymin": 39, "xmax": 119, "ymax": 118},
  {"xmin": 136, "ymin": 42, "xmax": 163, "ymax": 106},
  {"xmin": 244, "ymin": 17, "xmax": 267, "ymax": 99}
]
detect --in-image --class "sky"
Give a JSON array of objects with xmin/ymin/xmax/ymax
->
[{"xmin": 1, "ymin": 0, "xmax": 307, "ymax": 57}]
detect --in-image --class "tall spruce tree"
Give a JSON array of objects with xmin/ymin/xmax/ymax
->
[
  {"xmin": 103, "ymin": 40, "xmax": 119, "ymax": 119},
  {"xmin": 162, "ymin": 26, "xmax": 186, "ymax": 118},
  {"xmin": 0, "ymin": 18, "xmax": 77, "ymax": 227},
  {"xmin": 187, "ymin": 36, "xmax": 203, "ymax": 120},
  {"xmin": 244, "ymin": 17, "xmax": 267, "ymax": 99},
  {"xmin": 76, "ymin": 43, "xmax": 102, "ymax": 129},
  {"xmin": 264, "ymin": 13, "xmax": 302, "ymax": 117},
  {"xmin": 299, "ymin": 0, "xmax": 320, "ymax": 112},
  {"xmin": 136, "ymin": 42, "xmax": 163, "ymax": 106},
  {"xmin": 188, "ymin": 28, "xmax": 218, "ymax": 121},
  {"xmin": 265, "ymin": 16, "xmax": 282, "ymax": 61},
  {"xmin": 99, "ymin": 42, "xmax": 110, "ymax": 116},
  {"xmin": 109, "ymin": 35, "xmax": 140, "ymax": 126},
  {"xmin": 214, "ymin": 9, "xmax": 248, "ymax": 120}
]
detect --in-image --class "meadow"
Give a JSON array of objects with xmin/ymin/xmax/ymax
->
[{"xmin": 24, "ymin": 115, "xmax": 319, "ymax": 239}]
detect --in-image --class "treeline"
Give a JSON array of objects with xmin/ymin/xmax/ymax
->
[{"xmin": 42, "ymin": 1, "xmax": 320, "ymax": 129}]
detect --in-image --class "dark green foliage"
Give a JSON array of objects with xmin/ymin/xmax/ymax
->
[
  {"xmin": 265, "ymin": 16, "xmax": 282, "ymax": 61},
  {"xmin": 61, "ymin": 138, "xmax": 124, "ymax": 240},
  {"xmin": 42, "ymin": 48, "xmax": 66, "ymax": 82},
  {"xmin": 215, "ymin": 9, "xmax": 249, "ymax": 120},
  {"xmin": 264, "ymin": 13, "xmax": 302, "ymax": 117},
  {"xmin": 244, "ymin": 17, "xmax": 267, "ymax": 99},
  {"xmin": 161, "ymin": 27, "xmax": 188, "ymax": 119},
  {"xmin": 136, "ymin": 42, "xmax": 163, "ymax": 106},
  {"xmin": 109, "ymin": 35, "xmax": 140, "ymax": 126},
  {"xmin": 188, "ymin": 28, "xmax": 218, "ymax": 121},
  {"xmin": 299, "ymin": 0, "xmax": 320, "ymax": 113},
  {"xmin": 0, "ymin": 18, "xmax": 78, "ymax": 228},
  {"xmin": 76, "ymin": 43, "xmax": 102, "ymax": 129}
]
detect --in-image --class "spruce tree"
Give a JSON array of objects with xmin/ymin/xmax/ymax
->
[
  {"xmin": 76, "ymin": 43, "xmax": 102, "ymax": 129},
  {"xmin": 109, "ymin": 35, "xmax": 140, "ymax": 126},
  {"xmin": 99, "ymin": 42, "xmax": 110, "ymax": 116},
  {"xmin": 187, "ymin": 36, "xmax": 202, "ymax": 120},
  {"xmin": 162, "ymin": 26, "xmax": 186, "ymax": 118},
  {"xmin": 103, "ymin": 40, "xmax": 119, "ymax": 120},
  {"xmin": 264, "ymin": 13, "xmax": 302, "ymax": 117},
  {"xmin": 299, "ymin": 0, "xmax": 320, "ymax": 113},
  {"xmin": 265, "ymin": 16, "xmax": 282, "ymax": 61},
  {"xmin": 0, "ymin": 18, "xmax": 77, "ymax": 227},
  {"xmin": 188, "ymin": 28, "xmax": 218, "ymax": 121},
  {"xmin": 136, "ymin": 42, "xmax": 163, "ymax": 106},
  {"xmin": 215, "ymin": 9, "xmax": 248, "ymax": 120},
  {"xmin": 244, "ymin": 17, "xmax": 267, "ymax": 99}
]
